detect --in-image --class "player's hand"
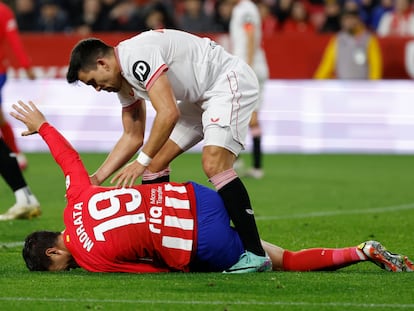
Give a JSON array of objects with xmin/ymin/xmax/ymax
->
[
  {"xmin": 89, "ymin": 174, "xmax": 100, "ymax": 186},
  {"xmin": 10, "ymin": 100, "xmax": 46, "ymax": 136},
  {"xmin": 111, "ymin": 160, "xmax": 146, "ymax": 188}
]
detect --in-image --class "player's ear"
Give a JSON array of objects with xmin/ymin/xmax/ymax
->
[
  {"xmin": 97, "ymin": 58, "xmax": 109, "ymax": 70},
  {"xmin": 45, "ymin": 247, "xmax": 60, "ymax": 257}
]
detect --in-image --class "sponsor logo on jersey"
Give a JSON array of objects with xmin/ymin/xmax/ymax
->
[{"xmin": 132, "ymin": 61, "xmax": 150, "ymax": 82}]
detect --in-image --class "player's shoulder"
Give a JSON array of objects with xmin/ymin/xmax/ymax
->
[
  {"xmin": 235, "ymin": 0, "xmax": 258, "ymax": 12},
  {"xmin": 233, "ymin": 1, "xmax": 260, "ymax": 20}
]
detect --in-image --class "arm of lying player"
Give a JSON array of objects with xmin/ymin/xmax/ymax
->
[{"xmin": 10, "ymin": 100, "xmax": 91, "ymax": 187}]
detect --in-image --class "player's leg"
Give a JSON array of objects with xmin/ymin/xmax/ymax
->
[
  {"xmin": 143, "ymin": 101, "xmax": 204, "ymax": 184},
  {"xmin": 189, "ymin": 182, "xmax": 245, "ymax": 272},
  {"xmin": 203, "ymin": 143, "xmax": 266, "ymax": 257},
  {"xmin": 0, "ymin": 138, "xmax": 40, "ymax": 220},
  {"xmin": 246, "ymin": 111, "xmax": 263, "ymax": 179},
  {"xmin": 202, "ymin": 68, "xmax": 270, "ymax": 273},
  {"xmin": 263, "ymin": 240, "xmax": 370, "ymax": 271},
  {"xmin": 264, "ymin": 240, "xmax": 413, "ymax": 272},
  {"xmin": 0, "ymin": 74, "xmax": 26, "ymax": 169},
  {"xmin": 245, "ymin": 76, "xmax": 265, "ymax": 179}
]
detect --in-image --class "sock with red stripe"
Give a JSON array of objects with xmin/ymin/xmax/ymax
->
[
  {"xmin": 141, "ymin": 167, "xmax": 170, "ymax": 184},
  {"xmin": 282, "ymin": 246, "xmax": 366, "ymax": 271}
]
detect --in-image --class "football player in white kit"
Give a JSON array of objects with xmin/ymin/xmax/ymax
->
[
  {"xmin": 229, "ymin": 0, "xmax": 269, "ymax": 179},
  {"xmin": 66, "ymin": 29, "xmax": 271, "ymax": 273}
]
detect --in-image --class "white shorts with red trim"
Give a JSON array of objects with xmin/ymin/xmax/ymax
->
[{"xmin": 169, "ymin": 61, "xmax": 259, "ymax": 156}]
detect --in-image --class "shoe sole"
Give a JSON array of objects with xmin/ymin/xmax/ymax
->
[
  {"xmin": 0, "ymin": 207, "xmax": 42, "ymax": 220},
  {"xmin": 362, "ymin": 241, "xmax": 404, "ymax": 272},
  {"xmin": 19, "ymin": 207, "xmax": 42, "ymax": 219}
]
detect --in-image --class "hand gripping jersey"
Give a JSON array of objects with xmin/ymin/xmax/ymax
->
[
  {"xmin": 0, "ymin": 3, "xmax": 31, "ymax": 74},
  {"xmin": 38, "ymin": 123, "xmax": 198, "ymax": 273},
  {"xmin": 115, "ymin": 29, "xmax": 240, "ymax": 107}
]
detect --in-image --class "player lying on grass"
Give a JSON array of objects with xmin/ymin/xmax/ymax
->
[{"xmin": 10, "ymin": 101, "xmax": 414, "ymax": 273}]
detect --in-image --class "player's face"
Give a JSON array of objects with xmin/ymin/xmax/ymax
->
[{"xmin": 78, "ymin": 61, "xmax": 122, "ymax": 93}]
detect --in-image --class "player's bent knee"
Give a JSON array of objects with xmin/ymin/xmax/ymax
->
[{"xmin": 202, "ymin": 147, "xmax": 235, "ymax": 178}]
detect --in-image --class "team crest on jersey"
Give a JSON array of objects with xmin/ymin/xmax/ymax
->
[{"xmin": 132, "ymin": 61, "xmax": 150, "ymax": 83}]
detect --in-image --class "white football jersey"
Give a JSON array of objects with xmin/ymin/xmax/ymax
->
[
  {"xmin": 229, "ymin": 0, "xmax": 269, "ymax": 81},
  {"xmin": 115, "ymin": 29, "xmax": 238, "ymax": 107}
]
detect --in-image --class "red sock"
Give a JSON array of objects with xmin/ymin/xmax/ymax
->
[
  {"xmin": 1, "ymin": 122, "xmax": 19, "ymax": 153},
  {"xmin": 282, "ymin": 247, "xmax": 365, "ymax": 271}
]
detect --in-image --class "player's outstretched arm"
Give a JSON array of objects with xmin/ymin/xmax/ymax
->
[
  {"xmin": 10, "ymin": 100, "xmax": 47, "ymax": 136},
  {"xmin": 10, "ymin": 100, "xmax": 91, "ymax": 187}
]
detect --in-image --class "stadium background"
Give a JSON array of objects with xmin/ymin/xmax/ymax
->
[{"xmin": 3, "ymin": 32, "xmax": 414, "ymax": 154}]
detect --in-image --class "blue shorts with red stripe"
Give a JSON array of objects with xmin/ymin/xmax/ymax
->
[{"xmin": 189, "ymin": 182, "xmax": 244, "ymax": 272}]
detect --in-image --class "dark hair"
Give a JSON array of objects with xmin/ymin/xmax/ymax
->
[
  {"xmin": 22, "ymin": 231, "xmax": 61, "ymax": 271},
  {"xmin": 66, "ymin": 38, "xmax": 112, "ymax": 84}
]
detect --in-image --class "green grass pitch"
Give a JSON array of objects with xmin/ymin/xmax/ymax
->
[{"xmin": 1, "ymin": 152, "xmax": 414, "ymax": 311}]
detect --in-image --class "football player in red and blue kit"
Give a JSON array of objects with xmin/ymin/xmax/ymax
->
[
  {"xmin": 11, "ymin": 101, "xmax": 414, "ymax": 273},
  {"xmin": 0, "ymin": 2, "xmax": 35, "ymax": 169}
]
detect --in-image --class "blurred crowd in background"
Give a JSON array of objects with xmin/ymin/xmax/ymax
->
[{"xmin": 5, "ymin": 0, "xmax": 414, "ymax": 37}]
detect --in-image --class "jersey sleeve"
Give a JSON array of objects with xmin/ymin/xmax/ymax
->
[
  {"xmin": 38, "ymin": 123, "xmax": 90, "ymax": 190},
  {"xmin": 118, "ymin": 43, "xmax": 168, "ymax": 92},
  {"xmin": 2, "ymin": 5, "xmax": 31, "ymax": 68}
]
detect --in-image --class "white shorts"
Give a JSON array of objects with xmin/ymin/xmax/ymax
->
[{"xmin": 170, "ymin": 62, "xmax": 259, "ymax": 156}]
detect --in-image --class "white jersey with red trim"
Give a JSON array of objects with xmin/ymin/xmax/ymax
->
[
  {"xmin": 115, "ymin": 29, "xmax": 239, "ymax": 107},
  {"xmin": 229, "ymin": 0, "xmax": 269, "ymax": 81}
]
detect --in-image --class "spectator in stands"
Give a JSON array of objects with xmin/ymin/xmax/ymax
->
[
  {"xmin": 370, "ymin": 0, "xmax": 393, "ymax": 31},
  {"xmin": 257, "ymin": 0, "xmax": 279, "ymax": 36},
  {"xmin": 103, "ymin": 0, "xmax": 143, "ymax": 31},
  {"xmin": 36, "ymin": 0, "xmax": 71, "ymax": 32},
  {"xmin": 15, "ymin": 0, "xmax": 38, "ymax": 32},
  {"xmin": 318, "ymin": 0, "xmax": 342, "ymax": 32},
  {"xmin": 283, "ymin": 0, "xmax": 315, "ymax": 33},
  {"xmin": 357, "ymin": 0, "xmax": 377, "ymax": 27},
  {"xmin": 140, "ymin": 2, "xmax": 176, "ymax": 30},
  {"xmin": 272, "ymin": 0, "xmax": 293, "ymax": 27},
  {"xmin": 61, "ymin": 0, "xmax": 83, "ymax": 29},
  {"xmin": 211, "ymin": 0, "xmax": 236, "ymax": 32},
  {"xmin": 73, "ymin": 0, "xmax": 109, "ymax": 35},
  {"xmin": 178, "ymin": 0, "xmax": 214, "ymax": 33},
  {"xmin": 377, "ymin": 0, "xmax": 414, "ymax": 36},
  {"xmin": 314, "ymin": 7, "xmax": 382, "ymax": 79}
]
